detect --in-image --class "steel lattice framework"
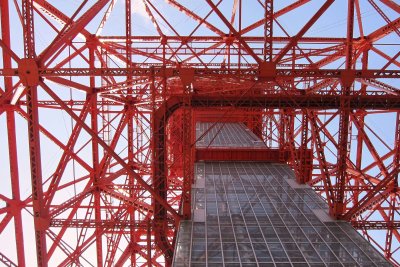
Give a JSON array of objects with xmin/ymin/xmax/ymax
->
[{"xmin": 0, "ymin": 0, "xmax": 399, "ymax": 266}]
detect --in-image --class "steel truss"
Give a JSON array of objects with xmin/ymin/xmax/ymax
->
[{"xmin": 0, "ymin": 0, "xmax": 399, "ymax": 266}]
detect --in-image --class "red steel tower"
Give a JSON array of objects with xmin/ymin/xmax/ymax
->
[{"xmin": 0, "ymin": 0, "xmax": 399, "ymax": 266}]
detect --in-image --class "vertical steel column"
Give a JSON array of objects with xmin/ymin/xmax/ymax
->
[
  {"xmin": 286, "ymin": 109, "xmax": 301, "ymax": 178},
  {"xmin": 181, "ymin": 88, "xmax": 193, "ymax": 220},
  {"xmin": 89, "ymin": 43, "xmax": 103, "ymax": 266},
  {"xmin": 333, "ymin": 0, "xmax": 355, "ymax": 218},
  {"xmin": 385, "ymin": 112, "xmax": 400, "ymax": 257},
  {"xmin": 384, "ymin": 194, "xmax": 396, "ymax": 258},
  {"xmin": 310, "ymin": 112, "xmax": 334, "ymax": 209},
  {"xmin": 1, "ymin": 1, "xmax": 26, "ymax": 265},
  {"xmin": 263, "ymin": 0, "xmax": 274, "ymax": 144},
  {"xmin": 178, "ymin": 68, "xmax": 195, "ymax": 220},
  {"xmin": 299, "ymin": 112, "xmax": 310, "ymax": 183},
  {"xmin": 279, "ymin": 111, "xmax": 286, "ymax": 162},
  {"xmin": 22, "ymin": 0, "xmax": 48, "ymax": 266},
  {"xmin": 354, "ymin": 50, "xmax": 368, "ymax": 203},
  {"xmin": 147, "ymin": 220, "xmax": 152, "ymax": 266},
  {"xmin": 263, "ymin": 112, "xmax": 275, "ymax": 147},
  {"xmin": 125, "ymin": 1, "xmax": 137, "ymax": 265},
  {"xmin": 152, "ymin": 67, "xmax": 174, "ymax": 263},
  {"xmin": 264, "ymin": 0, "xmax": 273, "ymax": 62},
  {"xmin": 394, "ymin": 113, "xmax": 400, "ymax": 186}
]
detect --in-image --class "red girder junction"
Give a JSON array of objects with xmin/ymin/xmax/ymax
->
[{"xmin": 0, "ymin": 0, "xmax": 399, "ymax": 266}]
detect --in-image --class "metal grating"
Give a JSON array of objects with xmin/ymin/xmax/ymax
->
[
  {"xmin": 172, "ymin": 123, "xmax": 390, "ymax": 266},
  {"xmin": 196, "ymin": 123, "xmax": 265, "ymax": 148},
  {"xmin": 173, "ymin": 162, "xmax": 390, "ymax": 266}
]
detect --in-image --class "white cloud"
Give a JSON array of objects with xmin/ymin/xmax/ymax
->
[
  {"xmin": 133, "ymin": 0, "xmax": 149, "ymax": 19},
  {"xmin": 132, "ymin": 0, "xmax": 172, "ymax": 34}
]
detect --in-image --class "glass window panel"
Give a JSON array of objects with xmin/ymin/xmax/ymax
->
[
  {"xmin": 223, "ymin": 250, "xmax": 239, "ymax": 262},
  {"xmin": 291, "ymin": 264, "xmax": 309, "ymax": 267},
  {"xmin": 302, "ymin": 250, "xmax": 323, "ymax": 263},
  {"xmin": 305, "ymin": 264, "xmax": 325, "ymax": 267},
  {"xmin": 174, "ymin": 160, "xmax": 390, "ymax": 266},
  {"xmin": 325, "ymin": 263, "xmax": 344, "ymax": 267},
  {"xmin": 192, "ymin": 240, "xmax": 206, "ymax": 251},
  {"xmin": 256, "ymin": 260, "xmax": 274, "ymax": 266},
  {"xmin": 191, "ymin": 250, "xmax": 206, "ymax": 262},
  {"xmin": 282, "ymin": 243, "xmax": 300, "ymax": 251},
  {"xmin": 207, "ymin": 250, "xmax": 222, "ymax": 262}
]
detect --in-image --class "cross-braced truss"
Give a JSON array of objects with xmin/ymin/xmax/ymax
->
[{"xmin": 0, "ymin": 0, "xmax": 399, "ymax": 266}]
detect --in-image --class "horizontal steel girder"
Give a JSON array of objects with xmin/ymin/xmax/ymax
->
[
  {"xmin": 6, "ymin": 93, "xmax": 400, "ymax": 112},
  {"xmin": 153, "ymin": 95, "xmax": 400, "ymax": 112},
  {"xmin": 1, "ymin": 67, "xmax": 399, "ymax": 79},
  {"xmin": 352, "ymin": 221, "xmax": 400, "ymax": 230}
]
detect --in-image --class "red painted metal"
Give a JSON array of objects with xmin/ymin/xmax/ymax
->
[
  {"xmin": 0, "ymin": 0, "xmax": 399, "ymax": 266},
  {"xmin": 196, "ymin": 148, "xmax": 286, "ymax": 162},
  {"xmin": 1, "ymin": 1, "xmax": 26, "ymax": 266}
]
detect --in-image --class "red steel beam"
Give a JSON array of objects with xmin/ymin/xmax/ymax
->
[
  {"xmin": 352, "ymin": 220, "xmax": 400, "ymax": 230},
  {"xmin": 368, "ymin": 0, "xmax": 400, "ymax": 37},
  {"xmin": 332, "ymin": 0, "xmax": 355, "ymax": 218},
  {"xmin": 273, "ymin": 0, "xmax": 334, "ymax": 63},
  {"xmin": 196, "ymin": 147, "xmax": 287, "ymax": 162},
  {"xmin": 240, "ymin": 0, "xmax": 311, "ymax": 35},
  {"xmin": 21, "ymin": 0, "xmax": 48, "ymax": 265},
  {"xmin": 264, "ymin": 0, "xmax": 273, "ymax": 62},
  {"xmin": 379, "ymin": 0, "xmax": 400, "ymax": 13},
  {"xmin": 2, "ymin": 67, "xmax": 400, "ymax": 79},
  {"xmin": 39, "ymin": 81, "xmax": 179, "ymax": 219},
  {"xmin": 0, "ymin": 0, "xmax": 399, "ymax": 264},
  {"xmin": 164, "ymin": 0, "xmax": 224, "ymax": 36},
  {"xmin": 187, "ymin": 94, "xmax": 400, "ymax": 109},
  {"xmin": 205, "ymin": 0, "xmax": 262, "ymax": 64},
  {"xmin": 309, "ymin": 112, "xmax": 335, "ymax": 208},
  {"xmin": 343, "ymin": 167, "xmax": 399, "ymax": 220},
  {"xmin": 0, "ymin": 252, "xmax": 17, "ymax": 267},
  {"xmin": 38, "ymin": 0, "xmax": 110, "ymax": 64},
  {"xmin": 1, "ymin": 0, "xmax": 26, "ymax": 265}
]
